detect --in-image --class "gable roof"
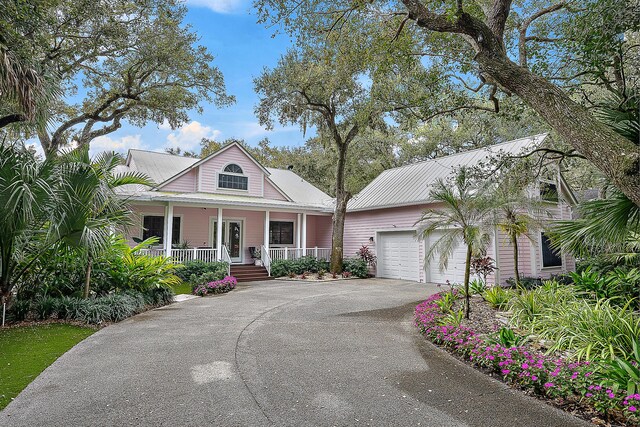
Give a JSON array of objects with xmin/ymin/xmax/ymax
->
[
  {"xmin": 157, "ymin": 142, "xmax": 270, "ymax": 189},
  {"xmin": 126, "ymin": 150, "xmax": 198, "ymax": 185},
  {"xmin": 348, "ymin": 134, "xmax": 549, "ymax": 212},
  {"xmin": 121, "ymin": 144, "xmax": 334, "ymax": 208},
  {"xmin": 267, "ymin": 168, "xmax": 333, "ymax": 206}
]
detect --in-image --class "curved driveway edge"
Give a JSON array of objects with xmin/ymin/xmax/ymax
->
[{"xmin": 1, "ymin": 279, "xmax": 587, "ymax": 426}]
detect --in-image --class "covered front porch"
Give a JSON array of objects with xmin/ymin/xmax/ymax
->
[{"xmin": 129, "ymin": 202, "xmax": 333, "ymax": 268}]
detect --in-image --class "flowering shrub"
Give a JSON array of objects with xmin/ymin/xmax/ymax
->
[
  {"xmin": 415, "ymin": 292, "xmax": 640, "ymax": 425},
  {"xmin": 193, "ymin": 276, "xmax": 237, "ymax": 296}
]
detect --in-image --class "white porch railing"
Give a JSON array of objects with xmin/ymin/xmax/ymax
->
[
  {"xmin": 221, "ymin": 245, "xmax": 231, "ymax": 276},
  {"xmin": 268, "ymin": 247, "xmax": 331, "ymax": 262},
  {"xmin": 139, "ymin": 248, "xmax": 219, "ymax": 264},
  {"xmin": 261, "ymin": 245, "xmax": 272, "ymax": 276}
]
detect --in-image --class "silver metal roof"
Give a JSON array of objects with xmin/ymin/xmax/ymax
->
[
  {"xmin": 347, "ymin": 134, "xmax": 548, "ymax": 212},
  {"xmin": 266, "ymin": 168, "xmax": 333, "ymax": 206},
  {"xmin": 122, "ymin": 149, "xmax": 334, "ymax": 209},
  {"xmin": 127, "ymin": 150, "xmax": 198, "ymax": 185}
]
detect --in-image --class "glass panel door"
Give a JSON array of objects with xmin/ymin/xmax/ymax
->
[{"xmin": 228, "ymin": 221, "xmax": 242, "ymax": 262}]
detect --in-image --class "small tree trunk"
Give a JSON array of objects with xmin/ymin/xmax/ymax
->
[
  {"xmin": 463, "ymin": 244, "xmax": 472, "ymax": 319},
  {"xmin": 511, "ymin": 233, "xmax": 520, "ymax": 287},
  {"xmin": 83, "ymin": 257, "xmax": 92, "ymax": 299},
  {"xmin": 330, "ymin": 141, "xmax": 350, "ymax": 274}
]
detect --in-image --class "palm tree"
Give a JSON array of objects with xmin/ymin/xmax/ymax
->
[
  {"xmin": 0, "ymin": 143, "xmax": 150, "ymax": 302},
  {"xmin": 56, "ymin": 147, "xmax": 152, "ymax": 298},
  {"xmin": 492, "ymin": 185, "xmax": 548, "ymax": 287},
  {"xmin": 550, "ymin": 91, "xmax": 639, "ymax": 261},
  {"xmin": 417, "ymin": 168, "xmax": 493, "ymax": 319}
]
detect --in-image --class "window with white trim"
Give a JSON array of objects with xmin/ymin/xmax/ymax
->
[
  {"xmin": 218, "ymin": 163, "xmax": 248, "ymax": 190},
  {"xmin": 142, "ymin": 216, "xmax": 180, "ymax": 244}
]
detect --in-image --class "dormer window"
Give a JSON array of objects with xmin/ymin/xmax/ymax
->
[{"xmin": 218, "ymin": 163, "xmax": 248, "ymax": 190}]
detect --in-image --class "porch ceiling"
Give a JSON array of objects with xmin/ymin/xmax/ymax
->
[{"xmin": 124, "ymin": 190, "xmax": 334, "ymax": 213}]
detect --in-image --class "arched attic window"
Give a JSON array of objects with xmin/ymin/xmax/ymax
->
[{"xmin": 218, "ymin": 163, "xmax": 248, "ymax": 190}]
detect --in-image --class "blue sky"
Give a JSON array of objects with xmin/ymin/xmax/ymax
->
[{"xmin": 88, "ymin": 0, "xmax": 306, "ymax": 156}]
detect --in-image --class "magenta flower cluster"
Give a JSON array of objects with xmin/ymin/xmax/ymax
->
[
  {"xmin": 415, "ymin": 293, "xmax": 639, "ymax": 424},
  {"xmin": 193, "ymin": 276, "xmax": 237, "ymax": 296}
]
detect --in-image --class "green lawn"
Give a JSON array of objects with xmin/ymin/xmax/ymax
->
[
  {"xmin": 171, "ymin": 282, "xmax": 193, "ymax": 295},
  {"xmin": 0, "ymin": 324, "xmax": 95, "ymax": 410}
]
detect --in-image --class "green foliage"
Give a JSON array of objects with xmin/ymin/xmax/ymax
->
[
  {"xmin": 342, "ymin": 258, "xmax": 368, "ymax": 278},
  {"xmin": 177, "ymin": 260, "xmax": 229, "ymax": 284},
  {"xmin": 33, "ymin": 296, "xmax": 57, "ymax": 320},
  {"xmin": 270, "ymin": 256, "xmax": 330, "ymax": 277},
  {"xmin": 468, "ymin": 279, "xmax": 487, "ymax": 295},
  {"xmin": 505, "ymin": 276, "xmax": 543, "ymax": 290},
  {"xmin": 439, "ymin": 309, "xmax": 464, "ymax": 327},
  {"xmin": 8, "ymin": 299, "xmax": 30, "ymax": 322},
  {"xmin": 435, "ymin": 292, "xmax": 456, "ymax": 314},
  {"xmin": 571, "ymin": 267, "xmax": 640, "ymax": 309},
  {"xmin": 599, "ymin": 339, "xmax": 640, "ymax": 395},
  {"xmin": 482, "ymin": 286, "xmax": 511, "ymax": 310},
  {"xmin": 491, "ymin": 327, "xmax": 527, "ymax": 348}
]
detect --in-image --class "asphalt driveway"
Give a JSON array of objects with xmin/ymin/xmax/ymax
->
[{"xmin": 1, "ymin": 279, "xmax": 587, "ymax": 426}]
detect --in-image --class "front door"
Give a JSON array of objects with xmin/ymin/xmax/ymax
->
[{"xmin": 211, "ymin": 219, "xmax": 244, "ymax": 263}]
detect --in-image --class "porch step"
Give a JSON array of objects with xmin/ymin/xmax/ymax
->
[{"xmin": 230, "ymin": 265, "xmax": 272, "ymax": 282}]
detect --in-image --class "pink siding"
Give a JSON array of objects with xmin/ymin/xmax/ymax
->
[
  {"xmin": 315, "ymin": 217, "xmax": 332, "ymax": 248},
  {"xmin": 197, "ymin": 145, "xmax": 264, "ymax": 197},
  {"xmin": 162, "ymin": 170, "xmax": 197, "ymax": 192},
  {"xmin": 127, "ymin": 204, "xmax": 332, "ymax": 263},
  {"xmin": 263, "ymin": 179, "xmax": 288, "ymax": 201},
  {"xmin": 495, "ymin": 230, "xmax": 534, "ymax": 284}
]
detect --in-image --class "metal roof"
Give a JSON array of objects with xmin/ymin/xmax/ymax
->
[
  {"xmin": 266, "ymin": 168, "xmax": 333, "ymax": 206},
  {"xmin": 124, "ymin": 190, "xmax": 333, "ymax": 213},
  {"xmin": 347, "ymin": 134, "xmax": 549, "ymax": 212},
  {"xmin": 127, "ymin": 150, "xmax": 199, "ymax": 185},
  {"xmin": 121, "ymin": 148, "xmax": 334, "ymax": 209}
]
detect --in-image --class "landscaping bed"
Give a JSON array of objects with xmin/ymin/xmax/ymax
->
[{"xmin": 415, "ymin": 280, "xmax": 640, "ymax": 427}]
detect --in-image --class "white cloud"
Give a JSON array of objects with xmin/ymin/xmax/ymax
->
[
  {"xmin": 184, "ymin": 0, "xmax": 247, "ymax": 14},
  {"xmin": 165, "ymin": 121, "xmax": 221, "ymax": 151},
  {"xmin": 91, "ymin": 134, "xmax": 145, "ymax": 155},
  {"xmin": 158, "ymin": 119, "xmax": 172, "ymax": 130}
]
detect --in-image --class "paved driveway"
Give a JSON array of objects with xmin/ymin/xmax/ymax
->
[{"xmin": 1, "ymin": 279, "xmax": 586, "ymax": 426}]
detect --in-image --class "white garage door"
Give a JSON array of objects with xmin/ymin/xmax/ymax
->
[
  {"xmin": 426, "ymin": 230, "xmax": 468, "ymax": 285},
  {"xmin": 377, "ymin": 231, "xmax": 421, "ymax": 281}
]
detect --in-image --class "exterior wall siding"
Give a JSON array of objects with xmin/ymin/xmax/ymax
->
[
  {"xmin": 162, "ymin": 170, "xmax": 197, "ymax": 192},
  {"xmin": 263, "ymin": 179, "xmax": 288, "ymax": 201},
  {"xmin": 128, "ymin": 204, "xmax": 331, "ymax": 263},
  {"xmin": 197, "ymin": 145, "xmax": 264, "ymax": 197}
]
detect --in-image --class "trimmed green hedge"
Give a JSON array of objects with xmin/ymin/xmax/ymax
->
[
  {"xmin": 271, "ymin": 256, "xmax": 368, "ymax": 278},
  {"xmin": 175, "ymin": 260, "xmax": 228, "ymax": 285}
]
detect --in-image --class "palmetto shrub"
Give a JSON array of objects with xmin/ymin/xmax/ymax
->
[
  {"xmin": 33, "ymin": 295, "xmax": 58, "ymax": 320},
  {"xmin": 177, "ymin": 260, "xmax": 228, "ymax": 284}
]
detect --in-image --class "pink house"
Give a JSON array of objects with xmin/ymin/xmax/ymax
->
[{"xmin": 119, "ymin": 135, "xmax": 576, "ymax": 284}]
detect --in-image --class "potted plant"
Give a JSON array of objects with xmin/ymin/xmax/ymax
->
[{"xmin": 250, "ymin": 247, "xmax": 263, "ymax": 266}]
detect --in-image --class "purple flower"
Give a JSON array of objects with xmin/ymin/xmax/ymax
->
[
  {"xmin": 544, "ymin": 382, "xmax": 554, "ymax": 389},
  {"xmin": 586, "ymin": 393, "xmax": 593, "ymax": 397},
  {"xmin": 531, "ymin": 375, "xmax": 538, "ymax": 381},
  {"xmin": 629, "ymin": 406, "xmax": 637, "ymax": 412},
  {"xmin": 501, "ymin": 369, "xmax": 510, "ymax": 375},
  {"xmin": 521, "ymin": 363, "xmax": 529, "ymax": 370}
]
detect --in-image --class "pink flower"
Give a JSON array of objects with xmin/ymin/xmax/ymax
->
[
  {"xmin": 586, "ymin": 393, "xmax": 593, "ymax": 397},
  {"xmin": 501, "ymin": 369, "xmax": 510, "ymax": 375},
  {"xmin": 531, "ymin": 375, "xmax": 538, "ymax": 381},
  {"xmin": 629, "ymin": 406, "xmax": 637, "ymax": 412},
  {"xmin": 544, "ymin": 382, "xmax": 554, "ymax": 388},
  {"xmin": 521, "ymin": 363, "xmax": 529, "ymax": 369}
]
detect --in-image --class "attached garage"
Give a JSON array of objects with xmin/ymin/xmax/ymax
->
[
  {"xmin": 425, "ymin": 230, "xmax": 470, "ymax": 285},
  {"xmin": 376, "ymin": 231, "xmax": 421, "ymax": 281}
]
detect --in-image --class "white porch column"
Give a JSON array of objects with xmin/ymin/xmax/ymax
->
[
  {"xmin": 296, "ymin": 213, "xmax": 302, "ymax": 249},
  {"xmin": 264, "ymin": 210, "xmax": 270, "ymax": 251},
  {"xmin": 164, "ymin": 203, "xmax": 174, "ymax": 258},
  {"xmin": 216, "ymin": 208, "xmax": 223, "ymax": 261},
  {"xmin": 301, "ymin": 213, "xmax": 307, "ymax": 252}
]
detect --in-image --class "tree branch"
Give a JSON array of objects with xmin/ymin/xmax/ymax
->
[
  {"xmin": 0, "ymin": 114, "xmax": 26, "ymax": 129},
  {"xmin": 487, "ymin": 0, "xmax": 513, "ymax": 40},
  {"xmin": 518, "ymin": 2, "xmax": 566, "ymax": 66}
]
